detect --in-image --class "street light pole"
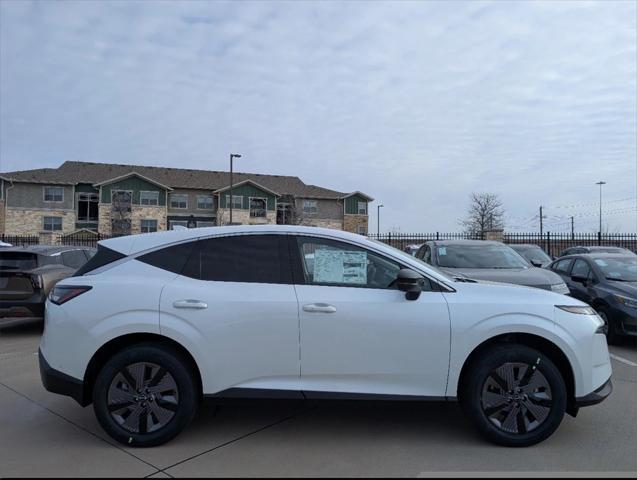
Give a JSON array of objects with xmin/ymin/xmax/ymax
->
[
  {"xmin": 596, "ymin": 181, "xmax": 606, "ymax": 235},
  {"xmin": 377, "ymin": 204, "xmax": 384, "ymax": 236},
  {"xmin": 229, "ymin": 153, "xmax": 241, "ymax": 225}
]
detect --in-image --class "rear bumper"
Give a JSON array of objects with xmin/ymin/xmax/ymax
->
[
  {"xmin": 0, "ymin": 300, "xmax": 44, "ymax": 326},
  {"xmin": 574, "ymin": 377, "xmax": 612, "ymax": 408},
  {"xmin": 38, "ymin": 348, "xmax": 88, "ymax": 406}
]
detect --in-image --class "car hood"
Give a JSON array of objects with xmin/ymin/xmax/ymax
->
[
  {"xmin": 438, "ymin": 266, "xmax": 563, "ymax": 287},
  {"xmin": 604, "ymin": 280, "xmax": 637, "ymax": 297}
]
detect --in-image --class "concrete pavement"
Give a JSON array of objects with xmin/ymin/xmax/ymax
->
[{"xmin": 1, "ymin": 323, "xmax": 636, "ymax": 477}]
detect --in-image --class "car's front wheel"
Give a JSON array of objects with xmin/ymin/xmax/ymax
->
[
  {"xmin": 462, "ymin": 344, "xmax": 567, "ymax": 447},
  {"xmin": 92, "ymin": 343, "xmax": 198, "ymax": 447}
]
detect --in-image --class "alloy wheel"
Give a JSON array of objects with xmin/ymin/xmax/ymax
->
[
  {"xmin": 107, "ymin": 362, "xmax": 179, "ymax": 434},
  {"xmin": 480, "ymin": 361, "xmax": 552, "ymax": 435}
]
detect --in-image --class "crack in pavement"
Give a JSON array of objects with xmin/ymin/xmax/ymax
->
[{"xmin": 0, "ymin": 380, "xmax": 163, "ymax": 476}]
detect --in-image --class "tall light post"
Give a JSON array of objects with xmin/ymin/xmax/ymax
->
[
  {"xmin": 596, "ymin": 181, "xmax": 606, "ymax": 235},
  {"xmin": 377, "ymin": 204, "xmax": 384, "ymax": 236},
  {"xmin": 229, "ymin": 153, "xmax": 241, "ymax": 225}
]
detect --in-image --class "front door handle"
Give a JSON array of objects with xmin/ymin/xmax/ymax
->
[
  {"xmin": 173, "ymin": 299, "xmax": 208, "ymax": 309},
  {"xmin": 303, "ymin": 303, "xmax": 337, "ymax": 314}
]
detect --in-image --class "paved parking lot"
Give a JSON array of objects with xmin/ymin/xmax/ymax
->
[{"xmin": 1, "ymin": 323, "xmax": 636, "ymax": 478}]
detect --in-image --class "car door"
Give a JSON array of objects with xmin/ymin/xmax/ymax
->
[
  {"xmin": 159, "ymin": 234, "xmax": 301, "ymax": 395},
  {"xmin": 292, "ymin": 235, "xmax": 451, "ymax": 398},
  {"xmin": 568, "ymin": 258, "xmax": 597, "ymax": 304}
]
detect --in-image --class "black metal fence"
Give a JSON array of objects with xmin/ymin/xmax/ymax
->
[
  {"xmin": 367, "ymin": 232, "xmax": 637, "ymax": 257},
  {"xmin": 0, "ymin": 233, "xmax": 112, "ymax": 248},
  {"xmin": 0, "ymin": 234, "xmax": 40, "ymax": 246}
]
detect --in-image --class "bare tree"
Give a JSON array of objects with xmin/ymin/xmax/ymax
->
[{"xmin": 460, "ymin": 192, "xmax": 505, "ymax": 237}]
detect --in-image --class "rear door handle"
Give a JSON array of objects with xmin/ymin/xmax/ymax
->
[
  {"xmin": 173, "ymin": 299, "xmax": 208, "ymax": 309},
  {"xmin": 303, "ymin": 303, "xmax": 337, "ymax": 314}
]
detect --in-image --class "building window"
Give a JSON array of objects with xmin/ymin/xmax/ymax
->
[
  {"xmin": 197, "ymin": 195, "xmax": 214, "ymax": 210},
  {"xmin": 170, "ymin": 220, "xmax": 188, "ymax": 229},
  {"xmin": 357, "ymin": 201, "xmax": 367, "ymax": 215},
  {"xmin": 225, "ymin": 195, "xmax": 243, "ymax": 209},
  {"xmin": 111, "ymin": 190, "xmax": 132, "ymax": 212},
  {"xmin": 197, "ymin": 221, "xmax": 215, "ymax": 228},
  {"xmin": 141, "ymin": 219, "xmax": 158, "ymax": 233},
  {"xmin": 43, "ymin": 216, "xmax": 63, "ymax": 231},
  {"xmin": 250, "ymin": 198, "xmax": 267, "ymax": 218},
  {"xmin": 303, "ymin": 200, "xmax": 318, "ymax": 215},
  {"xmin": 357, "ymin": 225, "xmax": 367, "ymax": 235},
  {"xmin": 170, "ymin": 193, "xmax": 188, "ymax": 209},
  {"xmin": 140, "ymin": 191, "xmax": 159, "ymax": 206},
  {"xmin": 43, "ymin": 186, "xmax": 64, "ymax": 202},
  {"xmin": 77, "ymin": 193, "xmax": 99, "ymax": 222}
]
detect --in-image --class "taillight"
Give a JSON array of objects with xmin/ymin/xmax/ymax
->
[{"xmin": 49, "ymin": 285, "xmax": 92, "ymax": 305}]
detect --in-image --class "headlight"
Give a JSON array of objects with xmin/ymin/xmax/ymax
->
[
  {"xmin": 551, "ymin": 283, "xmax": 570, "ymax": 295},
  {"xmin": 556, "ymin": 305, "xmax": 597, "ymax": 315},
  {"xmin": 613, "ymin": 294, "xmax": 637, "ymax": 309}
]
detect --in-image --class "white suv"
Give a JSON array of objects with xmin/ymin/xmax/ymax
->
[{"xmin": 39, "ymin": 226, "xmax": 612, "ymax": 447}]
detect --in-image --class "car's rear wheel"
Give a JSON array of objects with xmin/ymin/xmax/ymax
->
[
  {"xmin": 462, "ymin": 344, "xmax": 566, "ymax": 447},
  {"xmin": 93, "ymin": 344, "xmax": 198, "ymax": 447}
]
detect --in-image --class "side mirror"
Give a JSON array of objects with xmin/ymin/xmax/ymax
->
[
  {"xmin": 396, "ymin": 268, "xmax": 424, "ymax": 301},
  {"xmin": 570, "ymin": 274, "xmax": 588, "ymax": 285}
]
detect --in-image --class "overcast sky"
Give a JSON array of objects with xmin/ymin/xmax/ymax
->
[{"xmin": 1, "ymin": 0, "xmax": 636, "ymax": 233}]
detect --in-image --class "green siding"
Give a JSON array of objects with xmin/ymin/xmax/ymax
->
[
  {"xmin": 100, "ymin": 177, "xmax": 167, "ymax": 206},
  {"xmin": 345, "ymin": 194, "xmax": 368, "ymax": 214},
  {"xmin": 219, "ymin": 184, "xmax": 276, "ymax": 210},
  {"xmin": 75, "ymin": 183, "xmax": 98, "ymax": 194}
]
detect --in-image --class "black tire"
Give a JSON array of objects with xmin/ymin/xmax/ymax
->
[
  {"xmin": 93, "ymin": 343, "xmax": 198, "ymax": 447},
  {"xmin": 461, "ymin": 344, "xmax": 567, "ymax": 447},
  {"xmin": 597, "ymin": 308, "xmax": 621, "ymax": 346}
]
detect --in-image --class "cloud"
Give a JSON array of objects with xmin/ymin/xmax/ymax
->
[{"xmin": 1, "ymin": 0, "xmax": 635, "ymax": 232}]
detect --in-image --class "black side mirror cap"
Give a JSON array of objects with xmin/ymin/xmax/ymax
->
[{"xmin": 396, "ymin": 268, "xmax": 424, "ymax": 301}]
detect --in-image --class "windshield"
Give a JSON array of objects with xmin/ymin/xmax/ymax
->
[
  {"xmin": 367, "ymin": 239, "xmax": 455, "ymax": 282},
  {"xmin": 437, "ymin": 244, "xmax": 530, "ymax": 269},
  {"xmin": 0, "ymin": 252, "xmax": 38, "ymax": 270},
  {"xmin": 515, "ymin": 246, "xmax": 551, "ymax": 264},
  {"xmin": 594, "ymin": 257, "xmax": 637, "ymax": 282}
]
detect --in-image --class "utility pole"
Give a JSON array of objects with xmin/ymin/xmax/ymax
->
[
  {"xmin": 570, "ymin": 216, "xmax": 574, "ymax": 240},
  {"xmin": 596, "ymin": 181, "xmax": 606, "ymax": 235},
  {"xmin": 539, "ymin": 206, "xmax": 544, "ymax": 235},
  {"xmin": 377, "ymin": 204, "xmax": 384, "ymax": 236},
  {"xmin": 228, "ymin": 153, "xmax": 241, "ymax": 225}
]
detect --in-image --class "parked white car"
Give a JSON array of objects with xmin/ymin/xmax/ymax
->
[{"xmin": 39, "ymin": 226, "xmax": 612, "ymax": 447}]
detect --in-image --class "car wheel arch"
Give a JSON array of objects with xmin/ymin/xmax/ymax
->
[
  {"xmin": 456, "ymin": 332, "xmax": 577, "ymax": 417},
  {"xmin": 82, "ymin": 333, "xmax": 203, "ymax": 406}
]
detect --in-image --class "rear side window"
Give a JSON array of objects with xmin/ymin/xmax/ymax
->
[
  {"xmin": 137, "ymin": 241, "xmax": 196, "ymax": 274},
  {"xmin": 61, "ymin": 250, "xmax": 89, "ymax": 269},
  {"xmin": 0, "ymin": 252, "xmax": 38, "ymax": 270},
  {"xmin": 74, "ymin": 245, "xmax": 126, "ymax": 276},
  {"xmin": 182, "ymin": 234, "xmax": 291, "ymax": 284}
]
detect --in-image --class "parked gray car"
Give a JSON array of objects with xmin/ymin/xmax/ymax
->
[
  {"xmin": 415, "ymin": 240, "xmax": 570, "ymax": 294},
  {"xmin": 0, "ymin": 245, "xmax": 95, "ymax": 328},
  {"xmin": 509, "ymin": 243, "xmax": 553, "ymax": 267}
]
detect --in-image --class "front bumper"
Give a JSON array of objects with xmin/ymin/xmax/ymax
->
[
  {"xmin": 574, "ymin": 377, "xmax": 613, "ymax": 408},
  {"xmin": 39, "ymin": 348, "xmax": 89, "ymax": 406}
]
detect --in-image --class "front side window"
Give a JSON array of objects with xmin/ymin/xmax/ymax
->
[
  {"xmin": 357, "ymin": 201, "xmax": 367, "ymax": 215},
  {"xmin": 224, "ymin": 195, "xmax": 243, "ymax": 209},
  {"xmin": 303, "ymin": 200, "xmax": 318, "ymax": 215},
  {"xmin": 295, "ymin": 236, "xmax": 402, "ymax": 289},
  {"xmin": 250, "ymin": 198, "xmax": 267, "ymax": 218},
  {"xmin": 43, "ymin": 216, "xmax": 63, "ymax": 231},
  {"xmin": 571, "ymin": 259, "xmax": 593, "ymax": 280},
  {"xmin": 77, "ymin": 192, "xmax": 99, "ymax": 222},
  {"xmin": 183, "ymin": 234, "xmax": 290, "ymax": 284},
  {"xmin": 552, "ymin": 258, "xmax": 573, "ymax": 275},
  {"xmin": 44, "ymin": 186, "xmax": 64, "ymax": 202},
  {"xmin": 170, "ymin": 194, "xmax": 188, "ymax": 209},
  {"xmin": 197, "ymin": 195, "xmax": 214, "ymax": 210},
  {"xmin": 140, "ymin": 191, "xmax": 159, "ymax": 206},
  {"xmin": 141, "ymin": 219, "xmax": 158, "ymax": 233}
]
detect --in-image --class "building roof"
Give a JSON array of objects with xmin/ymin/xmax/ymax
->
[{"xmin": 0, "ymin": 161, "xmax": 367, "ymax": 200}]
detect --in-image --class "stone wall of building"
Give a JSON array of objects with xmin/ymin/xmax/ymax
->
[
  {"xmin": 0, "ymin": 200, "xmax": 5, "ymax": 234},
  {"xmin": 216, "ymin": 208, "xmax": 276, "ymax": 226},
  {"xmin": 131, "ymin": 205, "xmax": 167, "ymax": 233},
  {"xmin": 297, "ymin": 218, "xmax": 343, "ymax": 230},
  {"xmin": 3, "ymin": 208, "xmax": 75, "ymax": 235},
  {"xmin": 98, "ymin": 204, "xmax": 112, "ymax": 235},
  {"xmin": 343, "ymin": 214, "xmax": 369, "ymax": 234}
]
